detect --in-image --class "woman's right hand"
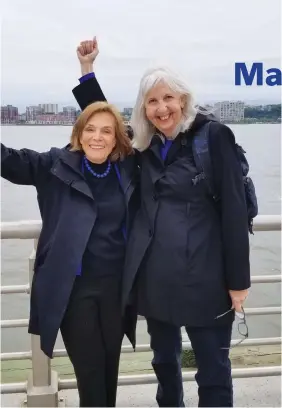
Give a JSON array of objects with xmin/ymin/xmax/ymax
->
[{"xmin": 76, "ymin": 36, "xmax": 99, "ymax": 75}]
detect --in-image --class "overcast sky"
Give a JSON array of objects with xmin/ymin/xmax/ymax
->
[{"xmin": 1, "ymin": 0, "xmax": 281, "ymax": 112}]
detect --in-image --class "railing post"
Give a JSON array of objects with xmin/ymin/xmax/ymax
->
[{"xmin": 26, "ymin": 239, "xmax": 59, "ymax": 407}]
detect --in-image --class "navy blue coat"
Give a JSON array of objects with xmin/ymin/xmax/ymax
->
[
  {"xmin": 122, "ymin": 126, "xmax": 250, "ymax": 327},
  {"xmin": 1, "ymin": 144, "xmax": 139, "ymax": 357},
  {"xmin": 72, "ymin": 77, "xmax": 250, "ymax": 328}
]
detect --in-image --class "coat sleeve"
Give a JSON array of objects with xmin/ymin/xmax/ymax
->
[
  {"xmin": 72, "ymin": 77, "xmax": 107, "ymax": 111},
  {"xmin": 1, "ymin": 143, "xmax": 55, "ymax": 186},
  {"xmin": 208, "ymin": 122, "xmax": 251, "ymax": 290},
  {"xmin": 72, "ymin": 76, "xmax": 136, "ymax": 144}
]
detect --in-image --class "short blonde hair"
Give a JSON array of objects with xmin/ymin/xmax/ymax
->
[
  {"xmin": 130, "ymin": 67, "xmax": 198, "ymax": 151},
  {"xmin": 70, "ymin": 101, "xmax": 134, "ymax": 161}
]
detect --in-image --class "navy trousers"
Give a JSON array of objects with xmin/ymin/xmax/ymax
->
[
  {"xmin": 147, "ymin": 318, "xmax": 233, "ymax": 407},
  {"xmin": 61, "ymin": 275, "xmax": 123, "ymax": 407}
]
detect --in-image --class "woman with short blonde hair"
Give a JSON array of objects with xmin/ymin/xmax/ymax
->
[
  {"xmin": 70, "ymin": 101, "xmax": 133, "ymax": 160},
  {"xmin": 1, "ymin": 100, "xmax": 139, "ymax": 407}
]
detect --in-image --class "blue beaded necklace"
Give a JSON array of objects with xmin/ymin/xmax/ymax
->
[{"xmin": 83, "ymin": 155, "xmax": 111, "ymax": 178}]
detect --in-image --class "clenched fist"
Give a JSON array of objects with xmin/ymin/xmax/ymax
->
[{"xmin": 76, "ymin": 36, "xmax": 99, "ymax": 75}]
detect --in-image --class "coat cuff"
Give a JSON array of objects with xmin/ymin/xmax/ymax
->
[{"xmin": 79, "ymin": 72, "xmax": 95, "ymax": 83}]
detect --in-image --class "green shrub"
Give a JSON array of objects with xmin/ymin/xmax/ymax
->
[{"xmin": 181, "ymin": 349, "xmax": 197, "ymax": 368}]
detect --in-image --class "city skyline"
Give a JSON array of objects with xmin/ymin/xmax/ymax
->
[
  {"xmin": 2, "ymin": 100, "xmax": 281, "ymax": 125},
  {"xmin": 2, "ymin": 97, "xmax": 281, "ymax": 117},
  {"xmin": 2, "ymin": 88, "xmax": 281, "ymax": 115},
  {"xmin": 1, "ymin": 103, "xmax": 79, "ymax": 125}
]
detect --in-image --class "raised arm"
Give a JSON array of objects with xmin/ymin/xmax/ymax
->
[
  {"xmin": 1, "ymin": 143, "xmax": 57, "ymax": 186},
  {"xmin": 72, "ymin": 37, "xmax": 107, "ymax": 111}
]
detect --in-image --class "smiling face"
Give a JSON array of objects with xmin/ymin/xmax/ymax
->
[
  {"xmin": 79, "ymin": 112, "xmax": 117, "ymax": 164},
  {"xmin": 144, "ymin": 81, "xmax": 185, "ymax": 136}
]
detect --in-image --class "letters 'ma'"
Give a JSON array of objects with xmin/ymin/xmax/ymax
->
[{"xmin": 235, "ymin": 63, "xmax": 281, "ymax": 86}]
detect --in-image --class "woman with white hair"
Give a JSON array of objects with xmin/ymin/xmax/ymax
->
[{"xmin": 72, "ymin": 38, "xmax": 252, "ymax": 408}]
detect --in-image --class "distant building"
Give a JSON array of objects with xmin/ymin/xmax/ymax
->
[
  {"xmin": 123, "ymin": 108, "xmax": 133, "ymax": 116},
  {"xmin": 26, "ymin": 105, "xmax": 43, "ymax": 122},
  {"xmin": 39, "ymin": 104, "xmax": 58, "ymax": 114},
  {"xmin": 1, "ymin": 105, "xmax": 18, "ymax": 123},
  {"xmin": 18, "ymin": 113, "xmax": 27, "ymax": 122},
  {"xmin": 214, "ymin": 101, "xmax": 244, "ymax": 122},
  {"xmin": 34, "ymin": 114, "xmax": 73, "ymax": 125},
  {"xmin": 63, "ymin": 106, "xmax": 77, "ymax": 121}
]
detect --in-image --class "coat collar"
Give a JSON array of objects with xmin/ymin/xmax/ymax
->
[
  {"xmin": 148, "ymin": 132, "xmax": 186, "ymax": 165},
  {"xmin": 115, "ymin": 162, "xmax": 131, "ymax": 194},
  {"xmin": 50, "ymin": 149, "xmax": 93, "ymax": 200},
  {"xmin": 145, "ymin": 132, "xmax": 189, "ymax": 186},
  {"xmin": 115, "ymin": 159, "xmax": 136, "ymax": 205},
  {"xmin": 148, "ymin": 134, "xmax": 164, "ymax": 164},
  {"xmin": 50, "ymin": 147, "xmax": 135, "ymax": 204}
]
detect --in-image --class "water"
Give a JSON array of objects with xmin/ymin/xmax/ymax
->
[{"xmin": 1, "ymin": 125, "xmax": 281, "ymax": 353}]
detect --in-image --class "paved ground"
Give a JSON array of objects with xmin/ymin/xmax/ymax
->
[
  {"xmin": 1, "ymin": 326, "xmax": 281, "ymax": 407},
  {"xmin": 1, "ymin": 377, "xmax": 281, "ymax": 407}
]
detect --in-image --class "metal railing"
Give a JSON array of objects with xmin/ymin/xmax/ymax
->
[{"xmin": 0, "ymin": 215, "xmax": 281, "ymax": 407}]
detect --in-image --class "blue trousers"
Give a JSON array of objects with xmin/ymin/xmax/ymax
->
[{"xmin": 147, "ymin": 318, "xmax": 233, "ymax": 407}]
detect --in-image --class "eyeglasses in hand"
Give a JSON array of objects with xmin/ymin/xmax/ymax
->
[{"xmin": 215, "ymin": 306, "xmax": 249, "ymax": 349}]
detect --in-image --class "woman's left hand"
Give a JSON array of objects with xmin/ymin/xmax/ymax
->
[{"xmin": 228, "ymin": 289, "xmax": 249, "ymax": 312}]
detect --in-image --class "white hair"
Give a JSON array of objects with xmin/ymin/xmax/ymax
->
[{"xmin": 130, "ymin": 66, "xmax": 200, "ymax": 151}]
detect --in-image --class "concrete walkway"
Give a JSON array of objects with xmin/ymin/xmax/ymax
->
[{"xmin": 1, "ymin": 377, "xmax": 281, "ymax": 407}]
